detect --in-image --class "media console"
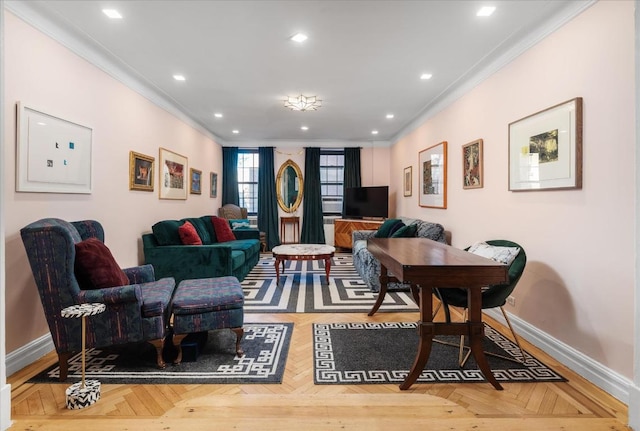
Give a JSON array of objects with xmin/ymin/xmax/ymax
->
[{"xmin": 334, "ymin": 218, "xmax": 384, "ymax": 250}]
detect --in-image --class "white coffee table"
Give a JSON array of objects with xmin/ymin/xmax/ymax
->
[{"xmin": 272, "ymin": 244, "xmax": 335, "ymax": 285}]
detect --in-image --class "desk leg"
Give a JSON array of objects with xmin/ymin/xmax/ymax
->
[
  {"xmin": 400, "ymin": 286, "xmax": 433, "ymax": 390},
  {"xmin": 467, "ymin": 288, "xmax": 503, "ymax": 390},
  {"xmin": 368, "ymin": 264, "xmax": 389, "ymax": 316}
]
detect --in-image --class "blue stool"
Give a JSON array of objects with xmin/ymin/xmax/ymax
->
[{"xmin": 171, "ymin": 276, "xmax": 244, "ymax": 364}]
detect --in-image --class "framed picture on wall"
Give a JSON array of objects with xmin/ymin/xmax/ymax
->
[
  {"xmin": 418, "ymin": 141, "xmax": 447, "ymax": 209},
  {"xmin": 190, "ymin": 168, "xmax": 202, "ymax": 194},
  {"xmin": 159, "ymin": 147, "xmax": 187, "ymax": 200},
  {"xmin": 508, "ymin": 97, "xmax": 583, "ymax": 191},
  {"xmin": 462, "ymin": 139, "xmax": 483, "ymax": 189},
  {"xmin": 129, "ymin": 151, "xmax": 154, "ymax": 191},
  {"xmin": 403, "ymin": 166, "xmax": 412, "ymax": 197},
  {"xmin": 210, "ymin": 172, "xmax": 218, "ymax": 198}
]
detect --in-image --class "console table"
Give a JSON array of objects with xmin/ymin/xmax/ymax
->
[
  {"xmin": 367, "ymin": 237, "xmax": 509, "ymax": 390},
  {"xmin": 280, "ymin": 216, "xmax": 300, "ymax": 244},
  {"xmin": 334, "ymin": 218, "xmax": 384, "ymax": 250}
]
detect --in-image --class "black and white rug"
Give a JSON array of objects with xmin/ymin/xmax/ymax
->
[
  {"xmin": 314, "ymin": 322, "xmax": 566, "ymax": 384},
  {"xmin": 242, "ymin": 254, "xmax": 418, "ymax": 313},
  {"xmin": 29, "ymin": 323, "xmax": 292, "ymax": 384}
]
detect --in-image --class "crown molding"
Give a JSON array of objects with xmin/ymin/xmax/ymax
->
[
  {"xmin": 228, "ymin": 139, "xmax": 390, "ymax": 148},
  {"xmin": 391, "ymin": 0, "xmax": 597, "ymax": 145},
  {"xmin": 4, "ymin": 0, "xmax": 225, "ymax": 145}
]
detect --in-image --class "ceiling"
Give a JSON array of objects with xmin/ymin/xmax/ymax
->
[{"xmin": 9, "ymin": 0, "xmax": 592, "ymax": 145}]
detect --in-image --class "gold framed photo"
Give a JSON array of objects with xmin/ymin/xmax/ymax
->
[{"xmin": 129, "ymin": 151, "xmax": 154, "ymax": 192}]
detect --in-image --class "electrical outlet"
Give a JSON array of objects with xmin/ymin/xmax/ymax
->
[{"xmin": 507, "ymin": 295, "xmax": 516, "ymax": 306}]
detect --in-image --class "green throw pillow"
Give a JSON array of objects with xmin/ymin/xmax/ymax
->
[
  {"xmin": 390, "ymin": 224, "xmax": 417, "ymax": 238},
  {"xmin": 374, "ymin": 219, "xmax": 402, "ymax": 238}
]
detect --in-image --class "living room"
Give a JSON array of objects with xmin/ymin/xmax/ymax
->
[{"xmin": 0, "ymin": 1, "xmax": 638, "ymax": 429}]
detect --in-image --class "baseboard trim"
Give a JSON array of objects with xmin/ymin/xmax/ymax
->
[
  {"xmin": 0, "ymin": 383, "xmax": 11, "ymax": 431},
  {"xmin": 486, "ymin": 308, "xmax": 631, "ymax": 404},
  {"xmin": 6, "ymin": 333, "xmax": 54, "ymax": 377}
]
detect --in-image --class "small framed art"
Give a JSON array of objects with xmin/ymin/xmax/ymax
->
[
  {"xmin": 403, "ymin": 166, "xmax": 412, "ymax": 197},
  {"xmin": 508, "ymin": 97, "xmax": 582, "ymax": 191},
  {"xmin": 210, "ymin": 172, "xmax": 218, "ymax": 198},
  {"xmin": 419, "ymin": 141, "xmax": 447, "ymax": 209},
  {"xmin": 129, "ymin": 151, "xmax": 154, "ymax": 191},
  {"xmin": 190, "ymin": 168, "xmax": 202, "ymax": 194},
  {"xmin": 462, "ymin": 139, "xmax": 483, "ymax": 189},
  {"xmin": 159, "ymin": 147, "xmax": 187, "ymax": 200}
]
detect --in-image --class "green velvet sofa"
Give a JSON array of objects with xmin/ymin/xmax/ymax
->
[{"xmin": 142, "ymin": 215, "xmax": 261, "ymax": 284}]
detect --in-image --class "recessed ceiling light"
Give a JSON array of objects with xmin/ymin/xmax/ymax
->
[
  {"xmin": 290, "ymin": 33, "xmax": 308, "ymax": 43},
  {"xmin": 232, "ymin": 130, "xmax": 240, "ymax": 134},
  {"xmin": 371, "ymin": 130, "xmax": 379, "ymax": 135},
  {"xmin": 420, "ymin": 73, "xmax": 433, "ymax": 80},
  {"xmin": 477, "ymin": 6, "xmax": 496, "ymax": 17},
  {"xmin": 102, "ymin": 9, "xmax": 122, "ymax": 19},
  {"xmin": 173, "ymin": 74, "xmax": 186, "ymax": 81},
  {"xmin": 386, "ymin": 114, "xmax": 394, "ymax": 119},
  {"xmin": 214, "ymin": 113, "xmax": 223, "ymax": 118},
  {"xmin": 301, "ymin": 126, "xmax": 309, "ymax": 131}
]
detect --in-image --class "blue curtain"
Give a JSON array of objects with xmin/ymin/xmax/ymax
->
[
  {"xmin": 300, "ymin": 148, "xmax": 326, "ymax": 244},
  {"xmin": 257, "ymin": 147, "xmax": 281, "ymax": 250},
  {"xmin": 342, "ymin": 147, "xmax": 362, "ymax": 215},
  {"xmin": 222, "ymin": 147, "xmax": 239, "ymax": 205}
]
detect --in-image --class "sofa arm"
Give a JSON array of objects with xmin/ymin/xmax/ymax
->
[
  {"xmin": 353, "ymin": 230, "xmax": 377, "ymax": 243},
  {"xmin": 123, "ymin": 264, "xmax": 155, "ymax": 284},
  {"xmin": 232, "ymin": 228, "xmax": 260, "ymax": 240},
  {"xmin": 77, "ymin": 284, "xmax": 142, "ymax": 305}
]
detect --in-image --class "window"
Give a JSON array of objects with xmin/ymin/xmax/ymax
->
[
  {"xmin": 237, "ymin": 149, "xmax": 259, "ymax": 215},
  {"xmin": 320, "ymin": 150, "xmax": 344, "ymax": 215}
]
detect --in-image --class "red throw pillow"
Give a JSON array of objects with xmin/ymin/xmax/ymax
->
[
  {"xmin": 211, "ymin": 216, "xmax": 236, "ymax": 243},
  {"xmin": 74, "ymin": 237, "xmax": 130, "ymax": 290},
  {"xmin": 178, "ymin": 221, "xmax": 203, "ymax": 245}
]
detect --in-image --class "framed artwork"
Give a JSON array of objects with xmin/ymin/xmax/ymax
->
[
  {"xmin": 190, "ymin": 168, "xmax": 202, "ymax": 194},
  {"xmin": 418, "ymin": 141, "xmax": 447, "ymax": 209},
  {"xmin": 210, "ymin": 172, "xmax": 218, "ymax": 198},
  {"xmin": 16, "ymin": 102, "xmax": 93, "ymax": 194},
  {"xmin": 509, "ymin": 97, "xmax": 582, "ymax": 191},
  {"xmin": 462, "ymin": 139, "xmax": 483, "ymax": 189},
  {"xmin": 403, "ymin": 166, "xmax": 412, "ymax": 197},
  {"xmin": 129, "ymin": 151, "xmax": 154, "ymax": 191},
  {"xmin": 159, "ymin": 147, "xmax": 187, "ymax": 200}
]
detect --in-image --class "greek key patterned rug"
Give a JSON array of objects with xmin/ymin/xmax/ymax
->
[
  {"xmin": 242, "ymin": 253, "xmax": 419, "ymax": 313},
  {"xmin": 29, "ymin": 323, "xmax": 292, "ymax": 384},
  {"xmin": 314, "ymin": 322, "xmax": 566, "ymax": 384}
]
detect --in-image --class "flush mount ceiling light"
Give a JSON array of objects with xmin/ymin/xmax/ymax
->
[
  {"xmin": 290, "ymin": 33, "xmax": 308, "ymax": 43},
  {"xmin": 301, "ymin": 126, "xmax": 309, "ymax": 131},
  {"xmin": 420, "ymin": 73, "xmax": 433, "ymax": 80},
  {"xmin": 386, "ymin": 113, "xmax": 394, "ymax": 119},
  {"xmin": 214, "ymin": 113, "xmax": 223, "ymax": 118},
  {"xmin": 102, "ymin": 9, "xmax": 122, "ymax": 19},
  {"xmin": 477, "ymin": 6, "xmax": 496, "ymax": 17},
  {"xmin": 284, "ymin": 94, "xmax": 322, "ymax": 111},
  {"xmin": 173, "ymin": 74, "xmax": 186, "ymax": 81}
]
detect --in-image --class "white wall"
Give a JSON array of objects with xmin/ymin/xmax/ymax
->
[
  {"xmin": 392, "ymin": 0, "xmax": 635, "ymax": 380},
  {"xmin": 3, "ymin": 11, "xmax": 223, "ymax": 355}
]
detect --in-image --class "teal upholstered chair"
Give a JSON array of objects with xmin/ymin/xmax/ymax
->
[
  {"xmin": 435, "ymin": 240, "xmax": 527, "ymax": 365},
  {"xmin": 20, "ymin": 218, "xmax": 176, "ymax": 380}
]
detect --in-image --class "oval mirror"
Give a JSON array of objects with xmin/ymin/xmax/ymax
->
[{"xmin": 276, "ymin": 159, "xmax": 303, "ymax": 212}]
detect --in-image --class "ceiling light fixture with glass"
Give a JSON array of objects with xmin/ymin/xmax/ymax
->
[{"xmin": 284, "ymin": 94, "xmax": 322, "ymax": 111}]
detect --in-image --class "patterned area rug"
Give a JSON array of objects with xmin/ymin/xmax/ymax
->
[
  {"xmin": 314, "ymin": 322, "xmax": 566, "ymax": 384},
  {"xmin": 242, "ymin": 253, "xmax": 418, "ymax": 313},
  {"xmin": 29, "ymin": 323, "xmax": 292, "ymax": 384}
]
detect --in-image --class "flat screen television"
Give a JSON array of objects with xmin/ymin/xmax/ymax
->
[{"xmin": 343, "ymin": 186, "xmax": 389, "ymax": 219}]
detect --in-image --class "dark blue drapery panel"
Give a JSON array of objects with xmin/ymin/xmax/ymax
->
[
  {"xmin": 258, "ymin": 147, "xmax": 281, "ymax": 250},
  {"xmin": 342, "ymin": 147, "xmax": 362, "ymax": 215},
  {"xmin": 300, "ymin": 148, "xmax": 326, "ymax": 244},
  {"xmin": 222, "ymin": 147, "xmax": 239, "ymax": 205}
]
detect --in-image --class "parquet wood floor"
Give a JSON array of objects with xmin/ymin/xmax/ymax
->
[{"xmin": 8, "ymin": 308, "xmax": 630, "ymax": 430}]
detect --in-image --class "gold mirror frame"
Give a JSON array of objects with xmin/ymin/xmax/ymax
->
[{"xmin": 276, "ymin": 159, "xmax": 303, "ymax": 212}]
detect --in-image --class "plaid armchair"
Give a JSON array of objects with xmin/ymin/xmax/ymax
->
[{"xmin": 20, "ymin": 218, "xmax": 176, "ymax": 380}]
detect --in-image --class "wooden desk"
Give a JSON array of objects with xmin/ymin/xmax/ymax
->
[
  {"xmin": 280, "ymin": 216, "xmax": 300, "ymax": 244},
  {"xmin": 366, "ymin": 238, "xmax": 509, "ymax": 390}
]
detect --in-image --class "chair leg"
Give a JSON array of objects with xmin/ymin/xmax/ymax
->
[
  {"xmin": 148, "ymin": 338, "xmax": 168, "ymax": 368},
  {"xmin": 231, "ymin": 327, "xmax": 244, "ymax": 357},
  {"xmin": 500, "ymin": 306, "xmax": 525, "ymax": 362},
  {"xmin": 58, "ymin": 352, "xmax": 72, "ymax": 381}
]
